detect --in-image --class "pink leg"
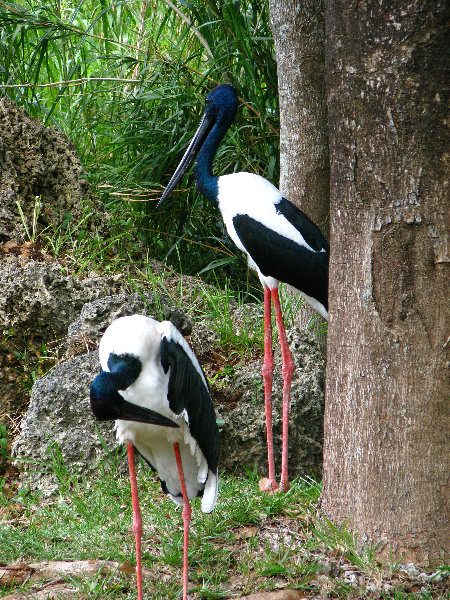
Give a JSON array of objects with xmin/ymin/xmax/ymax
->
[
  {"xmin": 173, "ymin": 442, "xmax": 192, "ymax": 600},
  {"xmin": 260, "ymin": 287, "xmax": 277, "ymax": 492},
  {"xmin": 126, "ymin": 443, "xmax": 143, "ymax": 600},
  {"xmin": 271, "ymin": 289, "xmax": 295, "ymax": 492}
]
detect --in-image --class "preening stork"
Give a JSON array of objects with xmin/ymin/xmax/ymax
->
[
  {"xmin": 158, "ymin": 84, "xmax": 328, "ymax": 492},
  {"xmin": 90, "ymin": 314, "xmax": 219, "ymax": 600}
]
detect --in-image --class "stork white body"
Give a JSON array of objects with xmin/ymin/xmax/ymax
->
[
  {"xmin": 91, "ymin": 314, "xmax": 219, "ymax": 599},
  {"xmin": 217, "ymin": 172, "xmax": 328, "ymax": 319},
  {"xmin": 219, "ymin": 173, "xmax": 313, "ymax": 257}
]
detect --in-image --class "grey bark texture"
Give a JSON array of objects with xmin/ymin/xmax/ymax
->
[
  {"xmin": 269, "ymin": 0, "xmax": 330, "ymax": 238},
  {"xmin": 322, "ymin": 0, "xmax": 449, "ymax": 565}
]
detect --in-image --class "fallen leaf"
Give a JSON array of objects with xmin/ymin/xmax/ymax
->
[
  {"xmin": 280, "ymin": 517, "xmax": 296, "ymax": 527},
  {"xmin": 244, "ymin": 590, "xmax": 308, "ymax": 599},
  {"xmin": 2, "ymin": 240, "xmax": 20, "ymax": 254},
  {"xmin": 21, "ymin": 241, "xmax": 40, "ymax": 250},
  {"xmin": 239, "ymin": 526, "xmax": 259, "ymax": 539},
  {"xmin": 118, "ymin": 561, "xmax": 136, "ymax": 575},
  {"xmin": 20, "ymin": 241, "xmax": 43, "ymax": 259},
  {"xmin": 27, "ymin": 559, "xmax": 117, "ymax": 579},
  {"xmin": 283, "ymin": 510, "xmax": 313, "ymax": 526}
]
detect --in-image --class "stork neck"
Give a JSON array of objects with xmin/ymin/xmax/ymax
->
[
  {"xmin": 194, "ymin": 123, "xmax": 227, "ymax": 207},
  {"xmin": 107, "ymin": 353, "xmax": 142, "ymax": 389}
]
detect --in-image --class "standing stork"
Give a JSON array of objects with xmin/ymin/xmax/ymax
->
[
  {"xmin": 90, "ymin": 314, "xmax": 219, "ymax": 600},
  {"xmin": 158, "ymin": 84, "xmax": 328, "ymax": 492}
]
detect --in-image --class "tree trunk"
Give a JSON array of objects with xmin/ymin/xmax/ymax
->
[
  {"xmin": 322, "ymin": 0, "xmax": 449, "ymax": 566},
  {"xmin": 269, "ymin": 0, "xmax": 330, "ymax": 329},
  {"xmin": 269, "ymin": 0, "xmax": 329, "ymax": 236}
]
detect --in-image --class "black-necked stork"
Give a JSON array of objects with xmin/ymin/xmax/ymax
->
[
  {"xmin": 90, "ymin": 314, "xmax": 219, "ymax": 600},
  {"xmin": 158, "ymin": 84, "xmax": 328, "ymax": 493}
]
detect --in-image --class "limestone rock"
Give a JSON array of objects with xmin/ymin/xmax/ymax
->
[
  {"xmin": 66, "ymin": 291, "xmax": 193, "ymax": 358},
  {"xmin": 0, "ymin": 257, "xmax": 127, "ymax": 415},
  {"xmin": 217, "ymin": 329, "xmax": 325, "ymax": 479},
  {"xmin": 0, "ymin": 97, "xmax": 104, "ymax": 244},
  {"xmin": 0, "ymin": 258, "xmax": 126, "ymax": 341},
  {"xmin": 11, "ymin": 352, "xmax": 122, "ymax": 493}
]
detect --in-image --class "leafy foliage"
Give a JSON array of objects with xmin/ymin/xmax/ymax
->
[{"xmin": 0, "ymin": 0, "xmax": 279, "ymax": 291}]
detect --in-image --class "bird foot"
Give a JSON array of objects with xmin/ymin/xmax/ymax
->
[
  {"xmin": 259, "ymin": 477, "xmax": 291, "ymax": 494},
  {"xmin": 258, "ymin": 477, "xmax": 278, "ymax": 494},
  {"xmin": 278, "ymin": 481, "xmax": 290, "ymax": 493}
]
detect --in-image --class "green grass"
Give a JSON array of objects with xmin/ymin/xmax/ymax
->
[
  {"xmin": 197, "ymin": 280, "xmax": 264, "ymax": 359},
  {"xmin": 1, "ymin": 453, "xmax": 447, "ymax": 599},
  {"xmin": 0, "ymin": 455, "xmax": 320, "ymax": 598}
]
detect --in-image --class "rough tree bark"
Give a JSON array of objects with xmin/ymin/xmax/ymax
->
[
  {"xmin": 322, "ymin": 0, "xmax": 448, "ymax": 565},
  {"xmin": 269, "ymin": 0, "xmax": 329, "ymax": 237},
  {"xmin": 269, "ymin": 0, "xmax": 330, "ymax": 329}
]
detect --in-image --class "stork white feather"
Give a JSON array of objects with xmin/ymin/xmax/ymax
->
[{"xmin": 90, "ymin": 314, "xmax": 219, "ymax": 600}]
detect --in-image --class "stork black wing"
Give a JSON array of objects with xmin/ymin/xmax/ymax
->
[
  {"xmin": 160, "ymin": 334, "xmax": 219, "ymax": 474},
  {"xmin": 233, "ymin": 213, "xmax": 329, "ymax": 311},
  {"xmin": 276, "ymin": 197, "xmax": 329, "ymax": 253}
]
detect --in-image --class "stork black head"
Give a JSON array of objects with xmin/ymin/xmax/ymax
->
[
  {"xmin": 204, "ymin": 84, "xmax": 239, "ymax": 129},
  {"xmin": 90, "ymin": 352, "xmax": 177, "ymax": 428},
  {"xmin": 158, "ymin": 84, "xmax": 239, "ymax": 207}
]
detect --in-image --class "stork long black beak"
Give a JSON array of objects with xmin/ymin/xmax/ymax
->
[
  {"xmin": 157, "ymin": 110, "xmax": 215, "ymax": 207},
  {"xmin": 118, "ymin": 399, "xmax": 178, "ymax": 427},
  {"xmin": 90, "ymin": 372, "xmax": 178, "ymax": 428}
]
